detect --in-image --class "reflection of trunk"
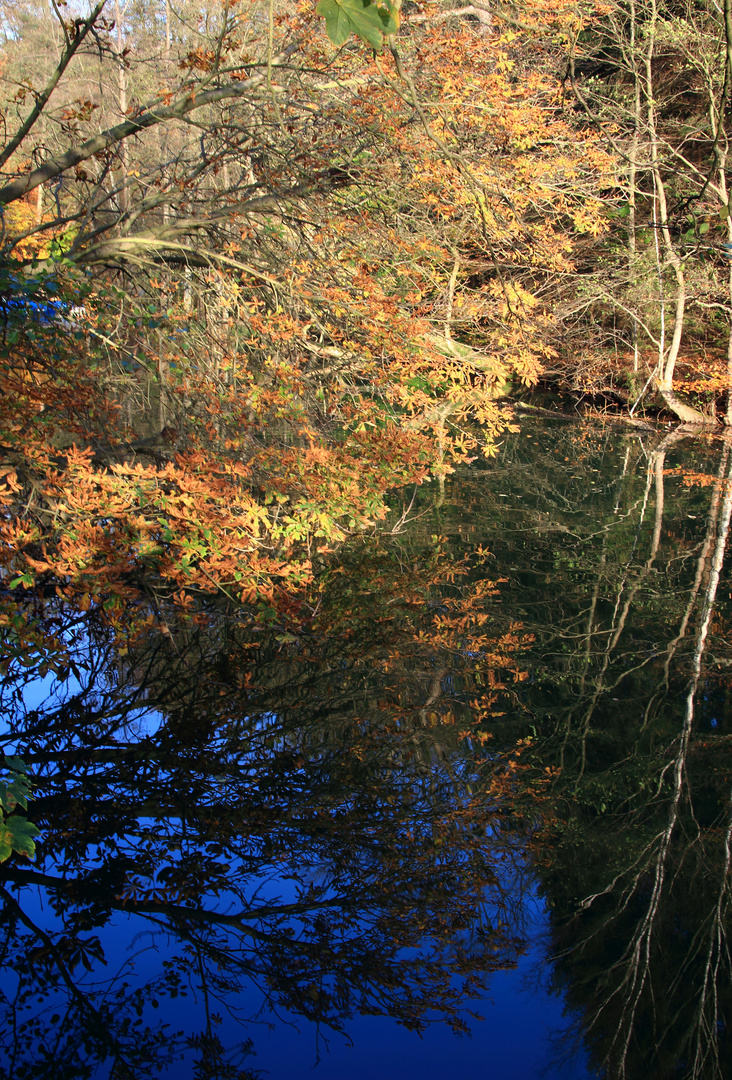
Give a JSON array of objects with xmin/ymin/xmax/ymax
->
[
  {"xmin": 693, "ymin": 778, "xmax": 732, "ymax": 1077},
  {"xmin": 641, "ymin": 440, "xmax": 731, "ymax": 729},
  {"xmin": 622, "ymin": 449, "xmax": 732, "ymax": 1072},
  {"xmin": 585, "ymin": 446, "xmax": 732, "ymax": 1079},
  {"xmin": 571, "ymin": 448, "xmax": 663, "ymax": 775}
]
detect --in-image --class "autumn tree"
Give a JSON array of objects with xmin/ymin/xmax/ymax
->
[
  {"xmin": 559, "ymin": 0, "xmax": 732, "ymax": 423},
  {"xmin": 0, "ymin": 0, "xmax": 615, "ymax": 661}
]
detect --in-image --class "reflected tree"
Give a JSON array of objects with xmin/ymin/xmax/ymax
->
[
  {"xmin": 452, "ymin": 419, "xmax": 732, "ymax": 1080},
  {"xmin": 9, "ymin": 412, "xmax": 732, "ymax": 1079},
  {"xmin": 0, "ymin": 533, "xmax": 532, "ymax": 1079}
]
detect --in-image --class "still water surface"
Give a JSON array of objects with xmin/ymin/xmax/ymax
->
[{"xmin": 2, "ymin": 414, "xmax": 731, "ymax": 1079}]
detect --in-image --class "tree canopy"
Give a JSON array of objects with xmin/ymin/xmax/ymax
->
[{"xmin": 0, "ymin": 0, "xmax": 615, "ymax": 673}]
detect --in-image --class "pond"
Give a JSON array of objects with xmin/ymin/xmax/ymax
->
[{"xmin": 2, "ymin": 413, "xmax": 731, "ymax": 1080}]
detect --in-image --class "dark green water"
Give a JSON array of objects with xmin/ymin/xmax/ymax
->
[{"xmin": 2, "ymin": 415, "xmax": 732, "ymax": 1079}]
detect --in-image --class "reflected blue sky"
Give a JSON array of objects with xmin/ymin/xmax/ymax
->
[
  {"xmin": 4, "ymin": 865, "xmax": 592, "ymax": 1079},
  {"xmin": 2, "ymin": 669, "xmax": 594, "ymax": 1077}
]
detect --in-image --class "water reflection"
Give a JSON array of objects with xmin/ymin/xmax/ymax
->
[
  {"xmin": 457, "ymin": 420, "xmax": 732, "ymax": 1080},
  {"xmin": 5, "ymin": 417, "xmax": 732, "ymax": 1078},
  {"xmin": 0, "ymin": 538, "xmax": 532, "ymax": 1078}
]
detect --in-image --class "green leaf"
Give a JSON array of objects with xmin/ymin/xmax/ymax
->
[
  {"xmin": 699, "ymin": 221, "xmax": 710, "ymax": 236},
  {"xmin": 4, "ymin": 756, "xmax": 28, "ymax": 773},
  {"xmin": 376, "ymin": 3, "xmax": 398, "ymax": 34},
  {"xmin": 1, "ymin": 786, "xmax": 20, "ymax": 813},
  {"xmin": 9, "ymin": 573, "xmax": 33, "ymax": 590},
  {"xmin": 316, "ymin": 0, "xmax": 354, "ymax": 45},
  {"xmin": 316, "ymin": 0, "xmax": 396, "ymax": 50},
  {"xmin": 0, "ymin": 816, "xmax": 40, "ymax": 861}
]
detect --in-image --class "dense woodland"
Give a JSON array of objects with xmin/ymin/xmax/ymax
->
[
  {"xmin": 0, "ymin": 0, "xmax": 615, "ymax": 707},
  {"xmin": 3, "ymin": 4, "xmax": 732, "ymax": 1077},
  {"xmin": 3, "ymin": 0, "xmax": 732, "ymax": 641}
]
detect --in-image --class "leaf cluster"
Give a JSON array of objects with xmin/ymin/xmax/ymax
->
[{"xmin": 0, "ymin": 756, "xmax": 40, "ymax": 862}]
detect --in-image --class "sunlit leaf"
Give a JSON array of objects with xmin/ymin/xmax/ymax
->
[{"xmin": 316, "ymin": 0, "xmax": 397, "ymax": 50}]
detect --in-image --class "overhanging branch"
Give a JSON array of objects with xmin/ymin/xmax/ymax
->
[{"xmin": 0, "ymin": 42, "xmax": 301, "ymax": 207}]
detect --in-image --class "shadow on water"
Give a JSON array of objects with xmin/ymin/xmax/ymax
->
[{"xmin": 3, "ymin": 415, "xmax": 732, "ymax": 1078}]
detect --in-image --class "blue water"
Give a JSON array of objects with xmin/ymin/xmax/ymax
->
[
  {"xmin": 233, "ymin": 945, "xmax": 590, "ymax": 1080},
  {"xmin": 3, "ymin": 867, "xmax": 591, "ymax": 1079},
  {"xmin": 1, "ymin": 649, "xmax": 594, "ymax": 1077},
  {"xmin": 83, "ymin": 896, "xmax": 590, "ymax": 1079}
]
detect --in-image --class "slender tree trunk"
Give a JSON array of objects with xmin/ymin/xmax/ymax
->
[
  {"xmin": 162, "ymin": 0, "xmax": 172, "ymax": 228},
  {"xmin": 723, "ymin": 0, "xmax": 732, "ymax": 424},
  {"xmin": 629, "ymin": 0, "xmax": 641, "ymax": 387},
  {"xmin": 644, "ymin": 0, "xmax": 707, "ymax": 424},
  {"xmin": 115, "ymin": 0, "xmax": 131, "ymax": 218}
]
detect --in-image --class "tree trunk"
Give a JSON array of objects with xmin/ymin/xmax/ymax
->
[
  {"xmin": 655, "ymin": 385, "xmax": 712, "ymax": 425},
  {"xmin": 115, "ymin": 0, "xmax": 131, "ymax": 217},
  {"xmin": 629, "ymin": 0, "xmax": 640, "ymax": 386},
  {"xmin": 644, "ymin": 0, "xmax": 708, "ymax": 425}
]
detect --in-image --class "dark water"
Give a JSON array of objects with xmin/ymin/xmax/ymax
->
[{"xmin": 2, "ymin": 415, "xmax": 732, "ymax": 1079}]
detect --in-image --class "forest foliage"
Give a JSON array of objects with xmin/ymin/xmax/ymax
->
[
  {"xmin": 2, "ymin": 0, "xmax": 732, "ymax": 694},
  {"xmin": 0, "ymin": 0, "xmax": 618, "ymax": 659},
  {"xmin": 3, "ymin": 6, "xmax": 732, "ymax": 1070},
  {"xmin": 1, "ymin": 0, "xmax": 731, "ymax": 685}
]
